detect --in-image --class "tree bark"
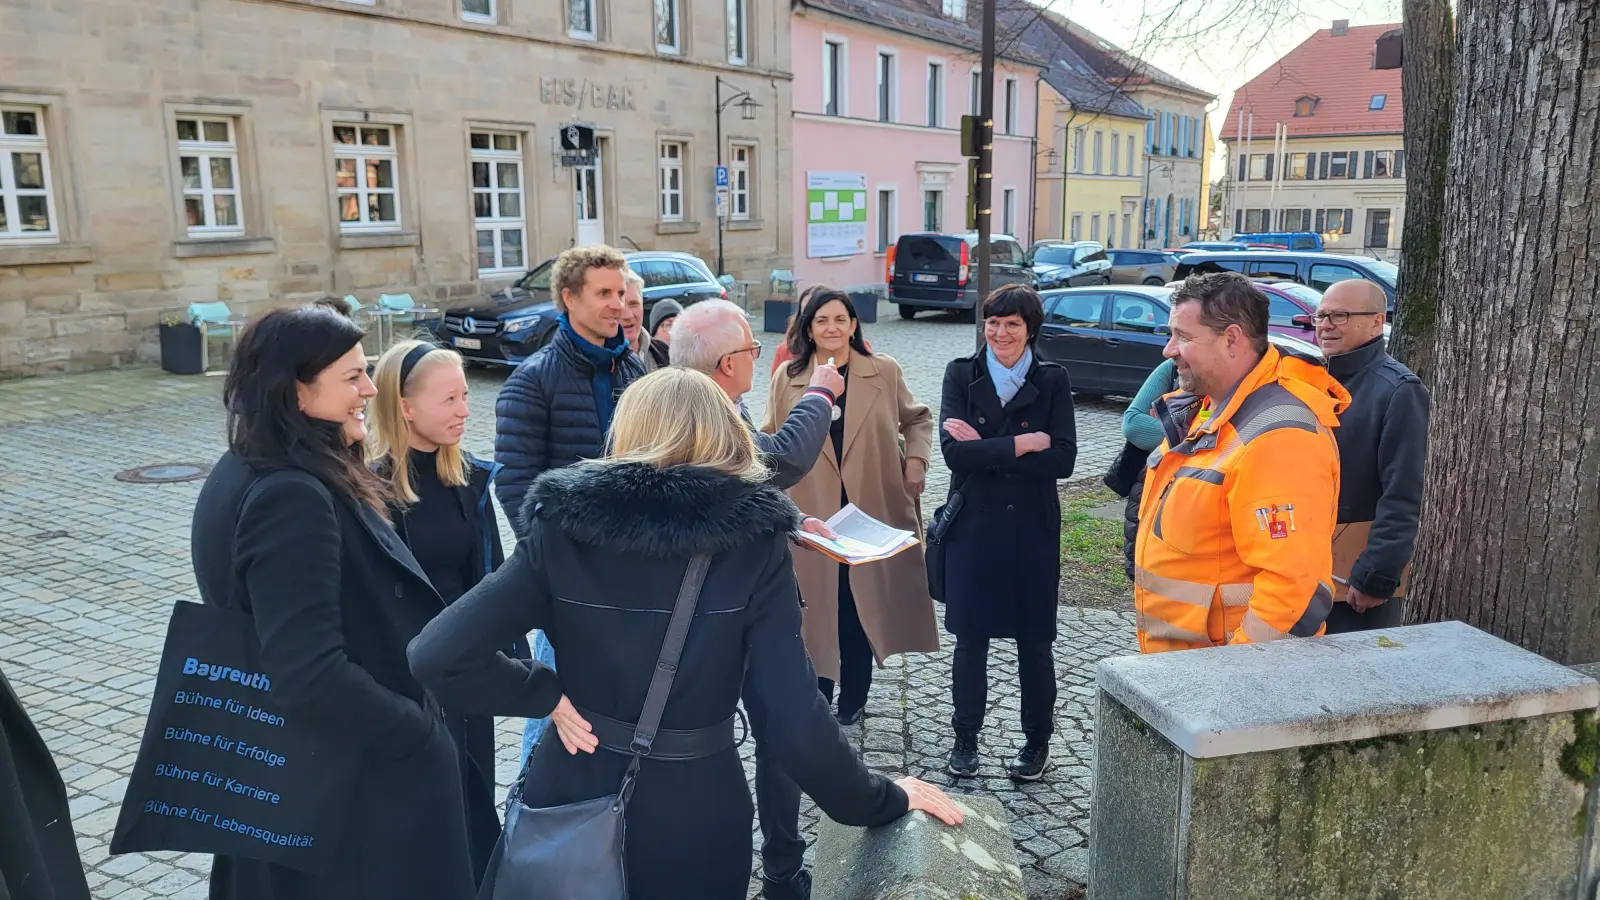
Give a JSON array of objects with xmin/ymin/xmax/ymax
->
[
  {"xmin": 1406, "ymin": 0, "xmax": 1600, "ymax": 663},
  {"xmin": 1389, "ymin": 0, "xmax": 1454, "ymax": 386}
]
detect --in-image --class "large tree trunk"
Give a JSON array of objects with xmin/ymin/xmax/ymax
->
[
  {"xmin": 1406, "ymin": 0, "xmax": 1600, "ymax": 663},
  {"xmin": 1389, "ymin": 0, "xmax": 1454, "ymax": 385}
]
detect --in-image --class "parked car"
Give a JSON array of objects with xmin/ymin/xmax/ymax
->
[
  {"xmin": 433, "ymin": 250, "xmax": 725, "ymax": 366},
  {"xmin": 888, "ymin": 232, "xmax": 1034, "ymax": 319},
  {"xmin": 1173, "ymin": 251, "xmax": 1398, "ymax": 311},
  {"xmin": 1260, "ymin": 281, "xmax": 1392, "ymax": 342},
  {"xmin": 1181, "ymin": 241, "xmax": 1250, "ymax": 252},
  {"xmin": 1026, "ymin": 241, "xmax": 1113, "ymax": 290},
  {"xmin": 1034, "ymin": 285, "xmax": 1322, "ymax": 397},
  {"xmin": 1235, "ymin": 231, "xmax": 1324, "ymax": 251},
  {"xmin": 1107, "ymin": 249, "xmax": 1179, "ymax": 286}
]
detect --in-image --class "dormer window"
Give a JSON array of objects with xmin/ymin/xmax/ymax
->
[
  {"xmin": 941, "ymin": 0, "xmax": 966, "ymax": 19},
  {"xmin": 1294, "ymin": 96, "xmax": 1319, "ymax": 117},
  {"xmin": 1369, "ymin": 94, "xmax": 1387, "ymax": 110}
]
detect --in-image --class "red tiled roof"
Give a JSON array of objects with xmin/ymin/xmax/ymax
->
[{"xmin": 1222, "ymin": 24, "xmax": 1403, "ymax": 141}]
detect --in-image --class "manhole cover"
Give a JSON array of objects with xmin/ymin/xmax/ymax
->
[{"xmin": 115, "ymin": 463, "xmax": 211, "ymax": 484}]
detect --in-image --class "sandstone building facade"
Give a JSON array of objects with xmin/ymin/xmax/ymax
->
[{"xmin": 0, "ymin": 0, "xmax": 793, "ymax": 373}]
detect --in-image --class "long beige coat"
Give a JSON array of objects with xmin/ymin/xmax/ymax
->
[{"xmin": 762, "ymin": 352, "xmax": 939, "ymax": 681}]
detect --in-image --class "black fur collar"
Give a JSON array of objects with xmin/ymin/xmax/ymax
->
[{"xmin": 522, "ymin": 462, "xmax": 801, "ymax": 557}]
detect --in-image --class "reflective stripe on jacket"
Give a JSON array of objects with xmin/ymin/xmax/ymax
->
[{"xmin": 1133, "ymin": 347, "xmax": 1350, "ymax": 653}]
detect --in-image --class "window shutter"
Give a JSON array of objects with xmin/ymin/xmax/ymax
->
[
  {"xmin": 1394, "ymin": 149, "xmax": 1405, "ymax": 178},
  {"xmin": 1235, "ymin": 209, "xmax": 1243, "ymax": 233},
  {"xmin": 1347, "ymin": 151, "xmax": 1359, "ymax": 179},
  {"xmin": 1264, "ymin": 153, "xmax": 1275, "ymax": 180},
  {"xmin": 1363, "ymin": 150, "xmax": 1374, "ymax": 179},
  {"xmin": 1238, "ymin": 152, "xmax": 1247, "ymax": 181},
  {"xmin": 1315, "ymin": 208, "xmax": 1326, "ymax": 233},
  {"xmin": 1344, "ymin": 208, "xmax": 1354, "ymax": 234},
  {"xmin": 1319, "ymin": 151, "xmax": 1330, "ymax": 179},
  {"xmin": 1303, "ymin": 208, "xmax": 1313, "ymax": 230}
]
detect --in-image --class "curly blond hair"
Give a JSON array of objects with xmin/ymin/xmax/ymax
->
[{"xmin": 551, "ymin": 245, "xmax": 628, "ymax": 312}]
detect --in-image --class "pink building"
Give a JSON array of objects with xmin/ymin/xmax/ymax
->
[{"xmin": 790, "ymin": 0, "xmax": 1042, "ymax": 293}]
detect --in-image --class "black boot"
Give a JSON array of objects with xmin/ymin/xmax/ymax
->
[
  {"xmin": 947, "ymin": 732, "xmax": 980, "ymax": 777},
  {"xmin": 1007, "ymin": 740, "xmax": 1052, "ymax": 782},
  {"xmin": 761, "ymin": 869, "xmax": 812, "ymax": 900}
]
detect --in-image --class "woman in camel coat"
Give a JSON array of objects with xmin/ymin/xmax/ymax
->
[{"xmin": 762, "ymin": 287, "xmax": 938, "ymax": 724}]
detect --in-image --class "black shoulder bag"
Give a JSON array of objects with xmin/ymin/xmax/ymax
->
[
  {"xmin": 924, "ymin": 485, "xmax": 968, "ymax": 604},
  {"xmin": 489, "ymin": 553, "xmax": 714, "ymax": 900}
]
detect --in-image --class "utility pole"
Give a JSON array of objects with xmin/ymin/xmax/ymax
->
[{"xmin": 974, "ymin": 0, "xmax": 995, "ymax": 349}]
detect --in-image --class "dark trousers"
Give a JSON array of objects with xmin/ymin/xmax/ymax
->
[
  {"xmin": 1324, "ymin": 596, "xmax": 1406, "ymax": 633},
  {"xmin": 951, "ymin": 636, "xmax": 1056, "ymax": 744},
  {"xmin": 816, "ymin": 565, "xmax": 873, "ymax": 717},
  {"xmin": 743, "ymin": 683, "xmax": 806, "ymax": 883}
]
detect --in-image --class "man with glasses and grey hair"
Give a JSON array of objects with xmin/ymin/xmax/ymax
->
[
  {"xmin": 669, "ymin": 298, "xmax": 841, "ymax": 900},
  {"xmin": 1314, "ymin": 279, "xmax": 1430, "ymax": 633}
]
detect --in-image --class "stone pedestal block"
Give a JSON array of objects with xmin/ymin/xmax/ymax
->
[
  {"xmin": 1089, "ymin": 622, "xmax": 1599, "ymax": 900},
  {"xmin": 813, "ymin": 795, "xmax": 1024, "ymax": 900}
]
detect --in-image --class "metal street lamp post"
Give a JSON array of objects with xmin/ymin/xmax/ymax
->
[{"xmin": 714, "ymin": 77, "xmax": 760, "ymax": 278}]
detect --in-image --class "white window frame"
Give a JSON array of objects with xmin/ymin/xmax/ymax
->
[
  {"xmin": 1373, "ymin": 150, "xmax": 1396, "ymax": 178},
  {"xmin": 925, "ymin": 59, "xmax": 945, "ymax": 128},
  {"xmin": 941, "ymin": 0, "xmax": 966, "ymax": 18},
  {"xmin": 332, "ymin": 123, "xmax": 401, "ymax": 234},
  {"xmin": 1003, "ymin": 77, "xmax": 1018, "ymax": 134},
  {"xmin": 658, "ymin": 140, "xmax": 685, "ymax": 222},
  {"xmin": 1092, "ymin": 129, "xmax": 1104, "ymax": 174},
  {"xmin": 1247, "ymin": 153, "xmax": 1269, "ymax": 180},
  {"xmin": 922, "ymin": 189, "xmax": 942, "ymax": 232},
  {"xmin": 875, "ymin": 186, "xmax": 896, "ymax": 253},
  {"xmin": 729, "ymin": 142, "xmax": 753, "ymax": 221},
  {"xmin": 460, "ymin": 0, "xmax": 495, "ymax": 24},
  {"xmin": 1107, "ymin": 212, "xmax": 1116, "ymax": 249},
  {"xmin": 1110, "ymin": 132, "xmax": 1120, "ymax": 175},
  {"xmin": 1071, "ymin": 127, "xmax": 1084, "ymax": 173},
  {"xmin": 1069, "ymin": 213, "xmax": 1082, "ymax": 241},
  {"xmin": 1090, "ymin": 213, "xmax": 1100, "ymax": 241},
  {"xmin": 1126, "ymin": 136, "xmax": 1134, "ymax": 175},
  {"xmin": 876, "ymin": 49, "xmax": 897, "ymax": 123},
  {"xmin": 0, "ymin": 105, "xmax": 57, "ymax": 245},
  {"xmin": 470, "ymin": 131, "xmax": 527, "ymax": 276},
  {"xmin": 175, "ymin": 116, "xmax": 244, "ymax": 239},
  {"xmin": 1000, "ymin": 187, "xmax": 1015, "ymax": 235},
  {"xmin": 656, "ymin": 0, "xmax": 681, "ymax": 55},
  {"xmin": 569, "ymin": 0, "xmax": 597, "ymax": 39},
  {"xmin": 823, "ymin": 37, "xmax": 848, "ymax": 117},
  {"xmin": 726, "ymin": 0, "xmax": 747, "ymax": 64}
]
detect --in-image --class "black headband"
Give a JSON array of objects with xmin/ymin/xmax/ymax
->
[{"xmin": 398, "ymin": 343, "xmax": 436, "ymax": 386}]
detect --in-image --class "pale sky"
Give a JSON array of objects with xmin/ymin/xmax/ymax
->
[{"xmin": 1037, "ymin": 0, "xmax": 1403, "ymax": 148}]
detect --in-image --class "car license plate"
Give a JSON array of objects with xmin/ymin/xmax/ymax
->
[
  {"xmin": 912, "ymin": 273, "xmax": 939, "ymax": 284},
  {"xmin": 453, "ymin": 337, "xmax": 482, "ymax": 350}
]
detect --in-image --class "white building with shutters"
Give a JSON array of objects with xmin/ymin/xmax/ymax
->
[{"xmin": 1219, "ymin": 21, "xmax": 1405, "ymax": 261}]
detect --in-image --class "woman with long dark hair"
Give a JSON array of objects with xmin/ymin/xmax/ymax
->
[
  {"xmin": 936, "ymin": 285, "xmax": 1077, "ymax": 782},
  {"xmin": 366, "ymin": 339, "xmax": 505, "ymax": 885},
  {"xmin": 761, "ymin": 287, "xmax": 938, "ymax": 726},
  {"xmin": 190, "ymin": 300, "xmax": 479, "ymax": 900}
]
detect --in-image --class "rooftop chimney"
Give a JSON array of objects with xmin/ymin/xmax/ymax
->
[{"xmin": 1331, "ymin": 19, "xmax": 1349, "ymax": 36}]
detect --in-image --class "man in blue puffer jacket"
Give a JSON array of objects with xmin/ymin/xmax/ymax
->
[{"xmin": 493, "ymin": 244, "xmax": 645, "ymax": 772}]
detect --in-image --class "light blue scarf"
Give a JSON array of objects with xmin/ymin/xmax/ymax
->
[{"xmin": 986, "ymin": 346, "xmax": 1032, "ymax": 407}]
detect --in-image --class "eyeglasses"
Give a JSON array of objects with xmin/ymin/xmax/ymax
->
[
  {"xmin": 1311, "ymin": 310, "xmax": 1383, "ymax": 326},
  {"xmin": 719, "ymin": 340, "xmax": 762, "ymax": 363},
  {"xmin": 984, "ymin": 319, "xmax": 1028, "ymax": 334}
]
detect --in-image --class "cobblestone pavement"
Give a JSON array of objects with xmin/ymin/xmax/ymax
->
[{"xmin": 0, "ymin": 302, "xmax": 1138, "ymax": 900}]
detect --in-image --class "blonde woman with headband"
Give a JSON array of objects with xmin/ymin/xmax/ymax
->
[
  {"xmin": 366, "ymin": 339, "xmax": 513, "ymax": 886},
  {"xmin": 409, "ymin": 367, "xmax": 963, "ymax": 900}
]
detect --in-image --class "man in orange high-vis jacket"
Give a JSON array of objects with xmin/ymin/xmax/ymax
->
[{"xmin": 1133, "ymin": 272, "xmax": 1351, "ymax": 653}]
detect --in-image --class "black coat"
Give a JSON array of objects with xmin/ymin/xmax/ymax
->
[
  {"xmin": 938, "ymin": 351, "xmax": 1078, "ymax": 640},
  {"xmin": 493, "ymin": 326, "xmax": 646, "ymax": 536},
  {"xmin": 1326, "ymin": 337, "xmax": 1430, "ymax": 598},
  {"xmin": 408, "ymin": 463, "xmax": 910, "ymax": 900},
  {"xmin": 1, "ymin": 665, "xmax": 91, "ymax": 900},
  {"xmin": 190, "ymin": 453, "xmax": 476, "ymax": 900},
  {"xmin": 384, "ymin": 454, "xmax": 508, "ymax": 886}
]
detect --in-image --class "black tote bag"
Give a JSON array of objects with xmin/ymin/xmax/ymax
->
[{"xmin": 109, "ymin": 600, "xmax": 359, "ymax": 873}]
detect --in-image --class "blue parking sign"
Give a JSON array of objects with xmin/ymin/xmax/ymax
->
[{"xmin": 715, "ymin": 165, "xmax": 729, "ymax": 188}]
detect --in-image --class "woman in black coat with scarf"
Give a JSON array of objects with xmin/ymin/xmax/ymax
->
[
  {"xmin": 189, "ymin": 301, "xmax": 479, "ymax": 900},
  {"xmin": 936, "ymin": 285, "xmax": 1077, "ymax": 783},
  {"xmin": 368, "ymin": 339, "xmax": 510, "ymax": 885},
  {"xmin": 408, "ymin": 367, "xmax": 962, "ymax": 900}
]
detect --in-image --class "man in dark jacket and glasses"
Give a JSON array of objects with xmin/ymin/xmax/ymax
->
[{"xmin": 1313, "ymin": 279, "xmax": 1430, "ymax": 632}]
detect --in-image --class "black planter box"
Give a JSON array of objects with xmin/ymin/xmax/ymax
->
[
  {"xmin": 849, "ymin": 290, "xmax": 879, "ymax": 324},
  {"xmin": 763, "ymin": 299, "xmax": 795, "ymax": 335},
  {"xmin": 160, "ymin": 323, "xmax": 204, "ymax": 375}
]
